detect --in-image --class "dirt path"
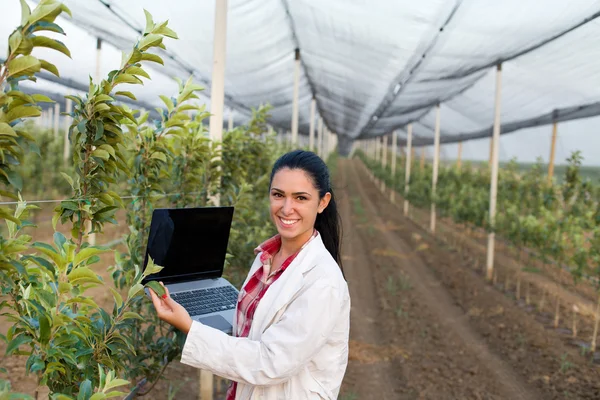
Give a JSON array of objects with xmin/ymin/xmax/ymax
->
[{"xmin": 340, "ymin": 161, "xmax": 541, "ymax": 399}]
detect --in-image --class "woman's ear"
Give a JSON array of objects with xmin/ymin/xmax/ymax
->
[{"xmin": 318, "ymin": 192, "xmax": 332, "ymax": 214}]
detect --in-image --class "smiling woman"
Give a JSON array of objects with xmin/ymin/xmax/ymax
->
[{"xmin": 150, "ymin": 150, "xmax": 350, "ymax": 400}]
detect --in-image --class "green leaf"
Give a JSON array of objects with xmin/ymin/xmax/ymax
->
[
  {"xmin": 143, "ymin": 9, "xmax": 154, "ymax": 34},
  {"xmin": 28, "ymin": 21, "xmax": 65, "ymax": 35},
  {"xmin": 115, "ymin": 91, "xmax": 136, "ymax": 101},
  {"xmin": 0, "ymin": 122, "xmax": 18, "ymax": 137},
  {"xmin": 27, "ymin": 3, "xmax": 62, "ymax": 25},
  {"xmin": 60, "ymin": 172, "xmax": 74, "ymax": 189},
  {"xmin": 77, "ymin": 380, "xmax": 92, "ymax": 400},
  {"xmin": 5, "ymin": 105, "xmax": 41, "ymax": 122},
  {"xmin": 39, "ymin": 315, "xmax": 50, "ymax": 344},
  {"xmin": 31, "ymin": 93, "xmax": 54, "ymax": 103},
  {"xmin": 113, "ymin": 74, "xmax": 142, "ymax": 86},
  {"xmin": 38, "ymin": 58, "xmax": 59, "ymax": 77},
  {"xmin": 140, "ymin": 53, "xmax": 164, "ymax": 65},
  {"xmin": 7, "ymin": 55, "xmax": 41, "ymax": 78},
  {"xmin": 159, "ymin": 95, "xmax": 174, "ymax": 113},
  {"xmin": 143, "ymin": 257, "xmax": 163, "ymax": 276},
  {"xmin": 53, "ymin": 231, "xmax": 67, "ymax": 251},
  {"xmin": 127, "ymin": 283, "xmax": 143, "ymax": 299},
  {"xmin": 89, "ymin": 394, "xmax": 106, "ymax": 400},
  {"xmin": 153, "ymin": 22, "xmax": 178, "ymax": 39},
  {"xmin": 144, "ymin": 280, "xmax": 166, "ymax": 297},
  {"xmin": 73, "ymin": 247, "xmax": 109, "ymax": 267},
  {"xmin": 6, "ymin": 334, "xmax": 32, "ymax": 354},
  {"xmin": 9, "ymin": 31, "xmax": 23, "ymax": 54},
  {"xmin": 150, "ymin": 152, "xmax": 167, "ymax": 162},
  {"xmin": 31, "ymin": 36, "xmax": 71, "ymax": 58},
  {"xmin": 125, "ymin": 66, "xmax": 150, "ymax": 79},
  {"xmin": 67, "ymin": 267, "xmax": 102, "ymax": 285},
  {"xmin": 138, "ymin": 34, "xmax": 163, "ymax": 51},
  {"xmin": 91, "ymin": 149, "xmax": 110, "ymax": 160},
  {"xmin": 104, "ymin": 378, "xmax": 129, "ymax": 391},
  {"xmin": 121, "ymin": 312, "xmax": 143, "ymax": 321},
  {"xmin": 6, "ymin": 170, "xmax": 23, "ymax": 191},
  {"xmin": 110, "ymin": 287, "xmax": 123, "ymax": 309},
  {"xmin": 20, "ymin": 0, "xmax": 31, "ymax": 26}
]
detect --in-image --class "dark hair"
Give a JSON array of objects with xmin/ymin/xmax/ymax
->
[{"xmin": 269, "ymin": 150, "xmax": 344, "ymax": 276}]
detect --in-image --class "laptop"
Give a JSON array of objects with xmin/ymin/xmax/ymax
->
[{"xmin": 142, "ymin": 206, "xmax": 239, "ymax": 334}]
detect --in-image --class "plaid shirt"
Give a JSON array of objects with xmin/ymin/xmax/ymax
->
[{"xmin": 226, "ymin": 229, "xmax": 318, "ymax": 400}]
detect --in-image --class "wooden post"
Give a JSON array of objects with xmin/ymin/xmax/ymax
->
[
  {"xmin": 404, "ymin": 124, "xmax": 413, "ymax": 216},
  {"xmin": 486, "ymin": 63, "xmax": 503, "ymax": 281},
  {"xmin": 203, "ymin": 0, "xmax": 228, "ymax": 398},
  {"xmin": 430, "ymin": 105, "xmax": 441, "ymax": 233},
  {"xmin": 457, "ymin": 141, "xmax": 463, "ymax": 170},
  {"xmin": 547, "ymin": 121, "xmax": 558, "ymax": 184},
  {"xmin": 291, "ymin": 49, "xmax": 301, "ymax": 146}
]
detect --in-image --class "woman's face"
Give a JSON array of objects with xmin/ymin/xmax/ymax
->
[{"xmin": 269, "ymin": 168, "xmax": 331, "ymax": 245}]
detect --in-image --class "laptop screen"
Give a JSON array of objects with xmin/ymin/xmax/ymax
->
[{"xmin": 141, "ymin": 207, "xmax": 234, "ymax": 284}]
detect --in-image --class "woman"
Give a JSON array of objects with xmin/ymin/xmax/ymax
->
[{"xmin": 149, "ymin": 150, "xmax": 350, "ymax": 399}]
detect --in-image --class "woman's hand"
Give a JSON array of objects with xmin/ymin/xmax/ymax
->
[{"xmin": 148, "ymin": 282, "xmax": 193, "ymax": 334}]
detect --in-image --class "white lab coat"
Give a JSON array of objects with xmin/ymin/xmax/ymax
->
[{"xmin": 180, "ymin": 233, "xmax": 351, "ymax": 399}]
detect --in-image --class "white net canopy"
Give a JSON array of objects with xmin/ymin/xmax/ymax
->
[{"xmin": 2, "ymin": 0, "xmax": 600, "ymax": 160}]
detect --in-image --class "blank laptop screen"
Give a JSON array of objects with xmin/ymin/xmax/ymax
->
[{"xmin": 142, "ymin": 207, "xmax": 234, "ymax": 284}]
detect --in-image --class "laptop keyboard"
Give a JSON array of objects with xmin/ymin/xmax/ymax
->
[{"xmin": 171, "ymin": 286, "xmax": 239, "ymax": 316}]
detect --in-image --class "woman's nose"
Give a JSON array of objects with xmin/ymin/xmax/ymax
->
[{"xmin": 281, "ymin": 198, "xmax": 293, "ymax": 214}]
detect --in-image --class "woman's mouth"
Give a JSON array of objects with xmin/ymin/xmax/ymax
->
[{"xmin": 279, "ymin": 217, "xmax": 299, "ymax": 227}]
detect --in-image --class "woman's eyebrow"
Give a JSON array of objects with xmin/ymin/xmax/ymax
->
[{"xmin": 271, "ymin": 188, "xmax": 312, "ymax": 196}]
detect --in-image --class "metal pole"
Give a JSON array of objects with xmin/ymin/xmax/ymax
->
[
  {"xmin": 391, "ymin": 131, "xmax": 397, "ymax": 203},
  {"xmin": 309, "ymin": 99, "xmax": 316, "ymax": 151},
  {"xmin": 430, "ymin": 105, "xmax": 441, "ymax": 233},
  {"xmin": 547, "ymin": 121, "xmax": 558, "ymax": 184},
  {"xmin": 457, "ymin": 141, "xmax": 463, "ymax": 170},
  {"xmin": 486, "ymin": 63, "xmax": 503, "ymax": 281},
  {"xmin": 420, "ymin": 147, "xmax": 425, "ymax": 171},
  {"xmin": 381, "ymin": 135, "xmax": 387, "ymax": 192},
  {"xmin": 203, "ymin": 0, "xmax": 228, "ymax": 397},
  {"xmin": 404, "ymin": 124, "xmax": 413, "ymax": 216},
  {"xmin": 291, "ymin": 49, "xmax": 301, "ymax": 146}
]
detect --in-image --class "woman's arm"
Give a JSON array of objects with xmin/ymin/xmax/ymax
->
[{"xmin": 180, "ymin": 280, "xmax": 348, "ymax": 386}]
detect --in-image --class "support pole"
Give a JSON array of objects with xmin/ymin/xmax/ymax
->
[
  {"xmin": 95, "ymin": 39, "xmax": 102, "ymax": 82},
  {"xmin": 317, "ymin": 117, "xmax": 323, "ymax": 157},
  {"xmin": 309, "ymin": 98, "xmax": 316, "ymax": 151},
  {"xmin": 430, "ymin": 105, "xmax": 441, "ymax": 233},
  {"xmin": 547, "ymin": 121, "xmax": 558, "ymax": 184},
  {"xmin": 420, "ymin": 147, "xmax": 425, "ymax": 171},
  {"xmin": 381, "ymin": 135, "xmax": 387, "ymax": 192},
  {"xmin": 486, "ymin": 63, "xmax": 503, "ymax": 281},
  {"xmin": 291, "ymin": 49, "xmax": 301, "ymax": 146},
  {"xmin": 457, "ymin": 141, "xmax": 463, "ymax": 170},
  {"xmin": 63, "ymin": 99, "xmax": 72, "ymax": 165},
  {"xmin": 404, "ymin": 124, "xmax": 413, "ymax": 216},
  {"xmin": 53, "ymin": 103, "xmax": 60, "ymax": 138},
  {"xmin": 390, "ymin": 131, "xmax": 397, "ymax": 203},
  {"xmin": 488, "ymin": 136, "xmax": 493, "ymax": 167},
  {"xmin": 203, "ymin": 0, "xmax": 228, "ymax": 398}
]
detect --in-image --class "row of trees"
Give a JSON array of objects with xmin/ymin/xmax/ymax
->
[{"xmin": 1, "ymin": 2, "xmax": 284, "ymax": 398}]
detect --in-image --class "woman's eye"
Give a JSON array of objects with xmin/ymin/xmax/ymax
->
[
  {"xmin": 272, "ymin": 192, "xmax": 283, "ymax": 198},
  {"xmin": 297, "ymin": 196, "xmax": 307, "ymax": 201}
]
